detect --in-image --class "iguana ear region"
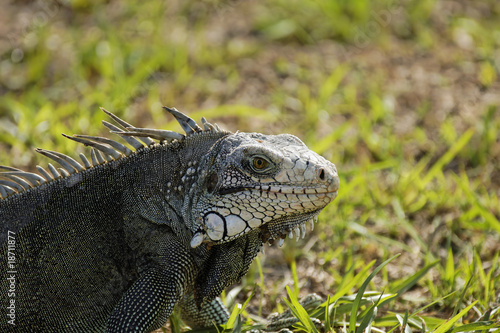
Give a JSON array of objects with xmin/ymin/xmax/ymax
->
[{"xmin": 205, "ymin": 172, "xmax": 218, "ymax": 194}]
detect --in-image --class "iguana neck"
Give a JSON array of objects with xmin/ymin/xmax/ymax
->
[{"xmin": 119, "ymin": 131, "xmax": 232, "ymax": 247}]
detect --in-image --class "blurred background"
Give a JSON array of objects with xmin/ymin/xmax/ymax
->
[{"xmin": 1, "ymin": 0, "xmax": 499, "ymax": 329}]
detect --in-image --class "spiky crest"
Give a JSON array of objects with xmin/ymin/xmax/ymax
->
[{"xmin": 0, "ymin": 107, "xmax": 223, "ymax": 199}]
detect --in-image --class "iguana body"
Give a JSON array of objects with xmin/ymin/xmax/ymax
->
[{"xmin": 0, "ymin": 107, "xmax": 339, "ymax": 332}]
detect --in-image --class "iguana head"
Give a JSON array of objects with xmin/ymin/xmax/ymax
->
[{"xmin": 189, "ymin": 131, "xmax": 339, "ymax": 248}]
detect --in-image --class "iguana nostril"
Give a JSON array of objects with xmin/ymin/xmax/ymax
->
[{"xmin": 318, "ymin": 168, "xmax": 325, "ymax": 181}]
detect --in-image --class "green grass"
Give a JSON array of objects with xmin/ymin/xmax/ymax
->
[{"xmin": 1, "ymin": 0, "xmax": 499, "ymax": 332}]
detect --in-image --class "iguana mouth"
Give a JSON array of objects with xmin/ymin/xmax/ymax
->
[
  {"xmin": 219, "ymin": 185, "xmax": 338, "ymax": 196},
  {"xmin": 218, "ymin": 187, "xmax": 253, "ymax": 195}
]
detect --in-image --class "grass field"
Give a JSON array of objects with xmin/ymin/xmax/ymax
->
[{"xmin": 1, "ymin": 0, "xmax": 499, "ymax": 332}]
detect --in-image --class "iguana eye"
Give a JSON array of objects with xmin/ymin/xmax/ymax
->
[{"xmin": 251, "ymin": 156, "xmax": 270, "ymax": 171}]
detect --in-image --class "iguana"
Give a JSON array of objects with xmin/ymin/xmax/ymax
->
[{"xmin": 0, "ymin": 107, "xmax": 339, "ymax": 332}]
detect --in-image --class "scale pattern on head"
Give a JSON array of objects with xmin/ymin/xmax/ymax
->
[{"xmin": 189, "ymin": 132, "xmax": 339, "ymax": 248}]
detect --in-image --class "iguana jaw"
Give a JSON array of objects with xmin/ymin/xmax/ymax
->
[{"xmin": 189, "ymin": 170, "xmax": 339, "ymax": 248}]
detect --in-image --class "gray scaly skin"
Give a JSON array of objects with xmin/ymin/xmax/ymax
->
[{"xmin": 0, "ymin": 107, "xmax": 339, "ymax": 332}]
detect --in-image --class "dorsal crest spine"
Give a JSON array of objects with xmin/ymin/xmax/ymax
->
[{"xmin": 0, "ymin": 107, "xmax": 224, "ymax": 199}]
